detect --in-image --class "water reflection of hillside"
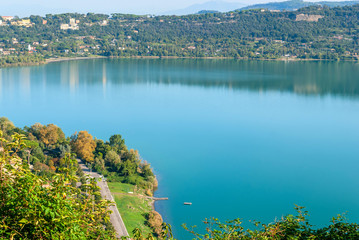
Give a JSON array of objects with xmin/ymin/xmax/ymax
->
[
  {"xmin": 1, "ymin": 59, "xmax": 358, "ymax": 98},
  {"xmin": 98, "ymin": 59, "xmax": 359, "ymax": 98}
]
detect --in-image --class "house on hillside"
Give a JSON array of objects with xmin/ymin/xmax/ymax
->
[
  {"xmin": 99, "ymin": 20, "xmax": 108, "ymax": 26},
  {"xmin": 60, "ymin": 18, "xmax": 79, "ymax": 30},
  {"xmin": 2, "ymin": 16, "xmax": 14, "ymax": 21},
  {"xmin": 17, "ymin": 19, "xmax": 33, "ymax": 27}
]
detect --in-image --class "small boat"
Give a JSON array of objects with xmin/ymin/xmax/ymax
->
[{"xmin": 184, "ymin": 202, "xmax": 192, "ymax": 205}]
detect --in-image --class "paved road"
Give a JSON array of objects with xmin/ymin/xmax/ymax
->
[{"xmin": 77, "ymin": 159, "xmax": 129, "ymax": 239}]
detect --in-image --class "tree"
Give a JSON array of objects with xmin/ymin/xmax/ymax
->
[
  {"xmin": 141, "ymin": 162, "xmax": 154, "ymax": 179},
  {"xmin": 29, "ymin": 15, "xmax": 44, "ymax": 25},
  {"xmin": 71, "ymin": 131, "xmax": 96, "ymax": 162},
  {"xmin": 39, "ymin": 124, "xmax": 63, "ymax": 147},
  {"xmin": 109, "ymin": 134, "xmax": 125, "ymax": 151},
  {"xmin": 0, "ymin": 117, "xmax": 15, "ymax": 137},
  {"xmin": 94, "ymin": 139, "xmax": 111, "ymax": 159},
  {"xmin": 104, "ymin": 150, "xmax": 121, "ymax": 165},
  {"xmin": 29, "ymin": 122, "xmax": 43, "ymax": 139},
  {"xmin": 121, "ymin": 160, "xmax": 137, "ymax": 177},
  {"xmin": 59, "ymin": 144, "xmax": 71, "ymax": 158},
  {"xmin": 147, "ymin": 211, "xmax": 163, "ymax": 237}
]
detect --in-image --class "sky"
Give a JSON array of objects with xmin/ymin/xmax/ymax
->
[{"xmin": 0, "ymin": 0, "xmax": 351, "ymax": 17}]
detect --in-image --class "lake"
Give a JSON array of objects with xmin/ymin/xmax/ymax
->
[{"xmin": 1, "ymin": 59, "xmax": 359, "ymax": 239}]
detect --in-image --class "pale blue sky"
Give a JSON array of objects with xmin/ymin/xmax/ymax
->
[{"xmin": 0, "ymin": 0, "xmax": 349, "ymax": 16}]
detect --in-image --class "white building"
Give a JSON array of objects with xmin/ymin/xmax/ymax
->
[
  {"xmin": 69, "ymin": 18, "xmax": 76, "ymax": 25},
  {"xmin": 99, "ymin": 20, "xmax": 108, "ymax": 26},
  {"xmin": 60, "ymin": 18, "xmax": 79, "ymax": 30}
]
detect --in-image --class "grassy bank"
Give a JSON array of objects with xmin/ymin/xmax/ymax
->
[{"xmin": 108, "ymin": 182, "xmax": 154, "ymax": 238}]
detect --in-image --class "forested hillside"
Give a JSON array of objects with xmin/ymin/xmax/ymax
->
[{"xmin": 0, "ymin": 4, "xmax": 359, "ymax": 67}]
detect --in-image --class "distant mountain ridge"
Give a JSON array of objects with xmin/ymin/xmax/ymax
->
[
  {"xmin": 240, "ymin": 0, "xmax": 359, "ymax": 11},
  {"xmin": 160, "ymin": 1, "xmax": 245, "ymax": 15},
  {"xmin": 197, "ymin": 10, "xmax": 221, "ymax": 14}
]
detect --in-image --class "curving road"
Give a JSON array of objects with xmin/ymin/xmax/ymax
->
[{"xmin": 77, "ymin": 159, "xmax": 129, "ymax": 239}]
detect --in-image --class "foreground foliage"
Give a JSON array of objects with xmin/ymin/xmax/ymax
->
[
  {"xmin": 132, "ymin": 207, "xmax": 359, "ymax": 239},
  {"xmin": 0, "ymin": 131, "xmax": 116, "ymax": 239},
  {"xmin": 183, "ymin": 206, "xmax": 359, "ymax": 239}
]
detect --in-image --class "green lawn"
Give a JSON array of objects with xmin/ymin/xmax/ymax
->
[
  {"xmin": 108, "ymin": 182, "xmax": 134, "ymax": 193},
  {"xmin": 108, "ymin": 182, "xmax": 153, "ymax": 237}
]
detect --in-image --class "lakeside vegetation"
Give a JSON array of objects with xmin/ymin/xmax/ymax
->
[
  {"xmin": 1, "ymin": 4, "xmax": 359, "ymax": 68},
  {"xmin": 0, "ymin": 117, "xmax": 162, "ymax": 239}
]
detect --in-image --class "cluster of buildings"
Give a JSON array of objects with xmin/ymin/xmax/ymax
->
[
  {"xmin": 0, "ymin": 47, "xmax": 16, "ymax": 56},
  {"xmin": 60, "ymin": 18, "xmax": 80, "ymax": 30},
  {"xmin": 0, "ymin": 16, "xmax": 34, "ymax": 27},
  {"xmin": 0, "ymin": 38, "xmax": 41, "ymax": 56},
  {"xmin": 1, "ymin": 16, "xmax": 105, "ymax": 30},
  {"xmin": 0, "ymin": 16, "xmax": 11, "ymax": 26},
  {"xmin": 12, "ymin": 19, "xmax": 34, "ymax": 27}
]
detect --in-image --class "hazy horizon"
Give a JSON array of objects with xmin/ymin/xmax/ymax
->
[{"xmin": 0, "ymin": 0, "xmax": 354, "ymax": 17}]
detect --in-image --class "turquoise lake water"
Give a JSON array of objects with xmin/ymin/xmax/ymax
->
[{"xmin": 0, "ymin": 59, "xmax": 359, "ymax": 239}]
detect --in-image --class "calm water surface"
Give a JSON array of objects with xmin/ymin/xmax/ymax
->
[{"xmin": 1, "ymin": 59, "xmax": 359, "ymax": 239}]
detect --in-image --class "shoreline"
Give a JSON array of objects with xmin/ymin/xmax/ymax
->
[
  {"xmin": 45, "ymin": 55, "xmax": 359, "ymax": 62},
  {"xmin": 46, "ymin": 56, "xmax": 108, "ymax": 63},
  {"xmin": 1, "ymin": 55, "xmax": 358, "ymax": 69}
]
